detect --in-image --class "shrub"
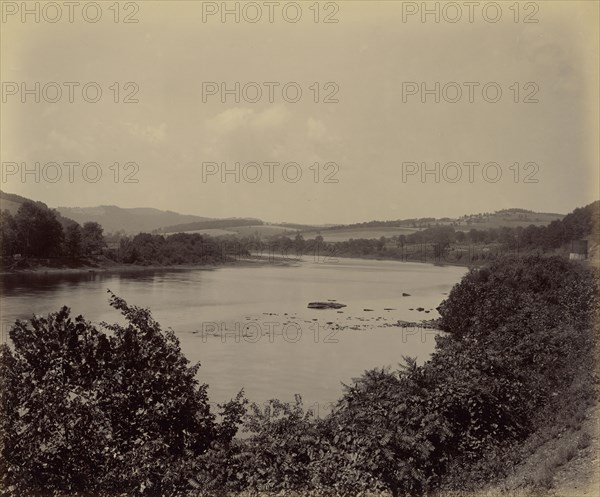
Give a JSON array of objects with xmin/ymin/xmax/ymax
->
[
  {"xmin": 0, "ymin": 291, "xmax": 245, "ymax": 496},
  {"xmin": 437, "ymin": 256, "xmax": 596, "ymax": 339}
]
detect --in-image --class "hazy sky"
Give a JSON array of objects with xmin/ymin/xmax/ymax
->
[{"xmin": 1, "ymin": 0, "xmax": 598, "ymax": 224}]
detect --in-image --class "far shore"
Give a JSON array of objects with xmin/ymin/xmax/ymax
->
[
  {"xmin": 2, "ymin": 248, "xmax": 532, "ymax": 278},
  {"xmin": 0, "ymin": 255, "xmax": 296, "ymax": 278}
]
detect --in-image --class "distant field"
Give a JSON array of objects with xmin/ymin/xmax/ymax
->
[
  {"xmin": 169, "ymin": 225, "xmax": 419, "ymax": 241},
  {"xmin": 455, "ymin": 213, "xmax": 564, "ymax": 231},
  {"xmin": 301, "ymin": 227, "xmax": 421, "ymax": 242},
  {"xmin": 231, "ymin": 225, "xmax": 295, "ymax": 237},
  {"xmin": 167, "ymin": 228, "xmax": 238, "ymax": 237},
  {"xmin": 158, "ymin": 214, "xmax": 564, "ymax": 241},
  {"xmin": 300, "ymin": 213, "xmax": 563, "ymax": 241},
  {"xmin": 169, "ymin": 224, "xmax": 295, "ymax": 238}
]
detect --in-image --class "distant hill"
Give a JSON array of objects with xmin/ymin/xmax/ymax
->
[
  {"xmin": 0, "ymin": 190, "xmax": 78, "ymax": 229},
  {"xmin": 1, "ymin": 191, "xmax": 297, "ymax": 235},
  {"xmin": 0, "ymin": 191, "xmax": 38, "ymax": 215},
  {"xmin": 56, "ymin": 205, "xmax": 214, "ymax": 234},
  {"xmin": 158, "ymin": 218, "xmax": 264, "ymax": 234},
  {"xmin": 297, "ymin": 209, "xmax": 566, "ymax": 242},
  {"xmin": 0, "ymin": 189, "xmax": 582, "ymax": 241},
  {"xmin": 159, "ymin": 222, "xmax": 328, "ymax": 237},
  {"xmin": 300, "ymin": 226, "xmax": 420, "ymax": 242},
  {"xmin": 455, "ymin": 209, "xmax": 565, "ymax": 230}
]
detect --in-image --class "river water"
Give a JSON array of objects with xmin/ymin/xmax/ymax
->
[{"xmin": 0, "ymin": 257, "xmax": 466, "ymax": 413}]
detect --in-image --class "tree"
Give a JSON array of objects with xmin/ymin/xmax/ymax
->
[
  {"xmin": 293, "ymin": 232, "xmax": 305, "ymax": 256},
  {"xmin": 81, "ymin": 222, "xmax": 106, "ymax": 255},
  {"xmin": 431, "ymin": 226, "xmax": 454, "ymax": 258},
  {"xmin": 64, "ymin": 223, "xmax": 83, "ymax": 257},
  {"xmin": 12, "ymin": 201, "xmax": 64, "ymax": 257},
  {"xmin": 0, "ymin": 209, "xmax": 18, "ymax": 256},
  {"xmin": 468, "ymin": 228, "xmax": 485, "ymax": 244}
]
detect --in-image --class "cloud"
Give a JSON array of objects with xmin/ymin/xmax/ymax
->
[
  {"xmin": 205, "ymin": 105, "xmax": 291, "ymax": 136},
  {"xmin": 251, "ymin": 106, "xmax": 291, "ymax": 130},
  {"xmin": 205, "ymin": 108, "xmax": 254, "ymax": 135},
  {"xmin": 123, "ymin": 122, "xmax": 167, "ymax": 143}
]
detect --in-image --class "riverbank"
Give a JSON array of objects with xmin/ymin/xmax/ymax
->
[
  {"xmin": 0, "ymin": 254, "xmax": 295, "ymax": 277},
  {"xmin": 2, "ymin": 244, "xmax": 558, "ymax": 276},
  {"xmin": 328, "ymin": 248, "xmax": 560, "ymax": 268},
  {"xmin": 0, "ymin": 250, "xmax": 484, "ymax": 276}
]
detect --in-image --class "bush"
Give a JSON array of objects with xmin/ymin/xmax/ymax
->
[
  {"xmin": 437, "ymin": 256, "xmax": 596, "ymax": 339},
  {"xmin": 0, "ymin": 291, "xmax": 245, "ymax": 496}
]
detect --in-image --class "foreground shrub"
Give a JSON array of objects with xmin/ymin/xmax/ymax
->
[{"xmin": 0, "ymin": 291, "xmax": 245, "ymax": 496}]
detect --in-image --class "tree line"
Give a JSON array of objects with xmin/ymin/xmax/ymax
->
[
  {"xmin": 106, "ymin": 200, "xmax": 597, "ymax": 267},
  {"xmin": 113, "ymin": 232, "xmax": 231, "ymax": 265},
  {"xmin": 1, "ymin": 200, "xmax": 596, "ymax": 267},
  {"xmin": 281, "ymin": 201, "xmax": 598, "ymax": 262},
  {"xmin": 0, "ymin": 201, "xmax": 231, "ymax": 266},
  {"xmin": 0, "ymin": 201, "xmax": 105, "ymax": 259}
]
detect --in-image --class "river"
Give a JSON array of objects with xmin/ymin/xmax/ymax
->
[{"xmin": 0, "ymin": 257, "xmax": 466, "ymax": 414}]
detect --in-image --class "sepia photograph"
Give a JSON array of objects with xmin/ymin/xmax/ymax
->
[{"xmin": 0, "ymin": 1, "xmax": 599, "ymax": 496}]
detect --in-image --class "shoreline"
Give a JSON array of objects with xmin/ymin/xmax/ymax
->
[
  {"xmin": 0, "ymin": 255, "xmax": 296, "ymax": 278},
  {"xmin": 2, "ymin": 248, "xmax": 553, "ymax": 277}
]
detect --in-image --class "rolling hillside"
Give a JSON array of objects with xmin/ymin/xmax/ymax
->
[
  {"xmin": 0, "ymin": 190, "xmax": 78, "ymax": 230},
  {"xmin": 297, "ymin": 209, "xmax": 565, "ymax": 242},
  {"xmin": 56, "ymin": 205, "xmax": 214, "ymax": 234},
  {"xmin": 157, "ymin": 217, "xmax": 264, "ymax": 234},
  {"xmin": 0, "ymin": 191, "xmax": 38, "ymax": 215},
  {"xmin": 1, "ymin": 190, "xmax": 575, "ymax": 241},
  {"xmin": 455, "ymin": 208, "xmax": 565, "ymax": 231}
]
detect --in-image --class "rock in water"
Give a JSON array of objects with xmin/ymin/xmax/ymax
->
[{"xmin": 308, "ymin": 302, "xmax": 347, "ymax": 309}]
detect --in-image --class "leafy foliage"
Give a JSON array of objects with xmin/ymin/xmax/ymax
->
[
  {"xmin": 80, "ymin": 222, "xmax": 106, "ymax": 255},
  {"xmin": 437, "ymin": 255, "xmax": 596, "ymax": 338},
  {"xmin": 8, "ymin": 202, "xmax": 64, "ymax": 257},
  {"xmin": 116, "ymin": 232, "xmax": 229, "ymax": 265},
  {"xmin": 0, "ymin": 291, "xmax": 245, "ymax": 496}
]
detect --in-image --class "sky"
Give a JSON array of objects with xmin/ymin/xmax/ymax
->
[{"xmin": 1, "ymin": 0, "xmax": 598, "ymax": 225}]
